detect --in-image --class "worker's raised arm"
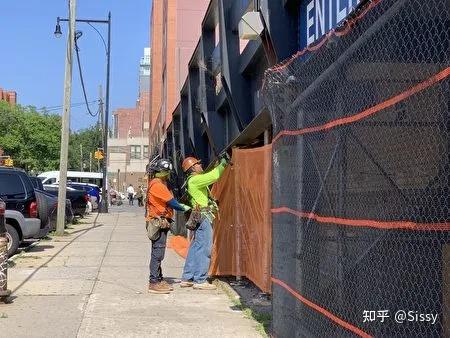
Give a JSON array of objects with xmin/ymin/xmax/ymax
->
[{"xmin": 188, "ymin": 159, "xmax": 227, "ymax": 188}]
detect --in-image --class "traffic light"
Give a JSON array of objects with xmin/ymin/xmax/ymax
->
[
  {"xmin": 94, "ymin": 150, "xmax": 104, "ymax": 160},
  {"xmin": 4, "ymin": 158, "xmax": 13, "ymax": 167}
]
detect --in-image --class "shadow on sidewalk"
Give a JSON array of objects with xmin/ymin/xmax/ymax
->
[
  {"xmin": 9, "ymin": 213, "xmax": 106, "ymax": 298},
  {"xmin": 68, "ymin": 223, "xmax": 105, "ymax": 235},
  {"xmin": 20, "ymin": 245, "xmax": 55, "ymax": 253}
]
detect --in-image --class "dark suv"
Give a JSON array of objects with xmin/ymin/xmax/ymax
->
[{"xmin": 0, "ymin": 167, "xmax": 49, "ymax": 256}]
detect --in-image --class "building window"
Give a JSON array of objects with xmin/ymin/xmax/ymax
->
[
  {"xmin": 130, "ymin": 145, "xmax": 141, "ymax": 159},
  {"xmin": 143, "ymin": 145, "xmax": 149, "ymax": 159}
]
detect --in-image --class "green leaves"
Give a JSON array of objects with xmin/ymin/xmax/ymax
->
[
  {"xmin": 68, "ymin": 124, "xmax": 103, "ymax": 170},
  {"xmin": 0, "ymin": 101, "xmax": 102, "ymax": 173}
]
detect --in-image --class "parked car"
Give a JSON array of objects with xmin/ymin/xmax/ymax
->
[
  {"xmin": 67, "ymin": 183, "xmax": 101, "ymax": 210},
  {"xmin": 0, "ymin": 167, "xmax": 50, "ymax": 256},
  {"xmin": 43, "ymin": 184, "xmax": 88, "ymax": 217},
  {"xmin": 29, "ymin": 176, "xmax": 44, "ymax": 190},
  {"xmin": 29, "ymin": 177, "xmax": 74, "ymax": 228},
  {"xmin": 35, "ymin": 189, "xmax": 74, "ymax": 230}
]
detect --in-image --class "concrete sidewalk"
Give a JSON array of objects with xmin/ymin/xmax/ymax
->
[{"xmin": 0, "ymin": 206, "xmax": 262, "ymax": 338}]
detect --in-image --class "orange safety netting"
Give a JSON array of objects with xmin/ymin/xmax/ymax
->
[{"xmin": 209, "ymin": 145, "xmax": 272, "ymax": 293}]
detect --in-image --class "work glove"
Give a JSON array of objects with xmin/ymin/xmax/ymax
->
[
  {"xmin": 180, "ymin": 203, "xmax": 191, "ymax": 212},
  {"xmin": 219, "ymin": 152, "xmax": 231, "ymax": 166}
]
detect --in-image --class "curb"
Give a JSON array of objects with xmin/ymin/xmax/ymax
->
[
  {"xmin": 7, "ymin": 240, "xmax": 40, "ymax": 264},
  {"xmin": 213, "ymin": 278, "xmax": 241, "ymax": 303}
]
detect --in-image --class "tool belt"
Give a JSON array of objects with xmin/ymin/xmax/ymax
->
[
  {"xmin": 185, "ymin": 206, "xmax": 213, "ymax": 230},
  {"xmin": 184, "ymin": 176, "xmax": 219, "ymax": 230},
  {"xmin": 146, "ymin": 216, "xmax": 171, "ymax": 241}
]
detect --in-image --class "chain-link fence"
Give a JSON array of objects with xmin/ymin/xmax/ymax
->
[{"xmin": 263, "ymin": 0, "xmax": 449, "ymax": 336}]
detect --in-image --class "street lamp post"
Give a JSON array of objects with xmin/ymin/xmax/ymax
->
[{"xmin": 55, "ymin": 12, "xmax": 111, "ymax": 213}]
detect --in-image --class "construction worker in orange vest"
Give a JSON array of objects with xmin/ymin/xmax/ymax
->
[{"xmin": 146, "ymin": 158, "xmax": 190, "ymax": 294}]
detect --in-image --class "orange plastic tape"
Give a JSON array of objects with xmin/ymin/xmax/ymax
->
[
  {"xmin": 272, "ymin": 277, "xmax": 372, "ymax": 338},
  {"xmin": 272, "ymin": 67, "xmax": 450, "ymax": 143},
  {"xmin": 271, "ymin": 207, "xmax": 450, "ymax": 231}
]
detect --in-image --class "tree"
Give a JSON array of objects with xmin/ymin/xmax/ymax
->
[
  {"xmin": 0, "ymin": 101, "xmax": 102, "ymax": 173},
  {"xmin": 0, "ymin": 101, "xmax": 61, "ymax": 172},
  {"xmin": 68, "ymin": 125, "xmax": 103, "ymax": 171}
]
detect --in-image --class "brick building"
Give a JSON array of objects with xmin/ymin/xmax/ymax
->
[
  {"xmin": 0, "ymin": 88, "xmax": 17, "ymax": 105},
  {"xmin": 149, "ymin": 0, "xmax": 209, "ymax": 152}
]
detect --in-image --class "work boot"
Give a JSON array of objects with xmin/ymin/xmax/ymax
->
[
  {"xmin": 160, "ymin": 280, "xmax": 174, "ymax": 291},
  {"xmin": 148, "ymin": 282, "xmax": 171, "ymax": 294},
  {"xmin": 193, "ymin": 282, "xmax": 217, "ymax": 290},
  {"xmin": 179, "ymin": 280, "xmax": 194, "ymax": 288}
]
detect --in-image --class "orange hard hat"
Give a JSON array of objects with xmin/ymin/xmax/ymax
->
[{"xmin": 182, "ymin": 156, "xmax": 200, "ymax": 172}]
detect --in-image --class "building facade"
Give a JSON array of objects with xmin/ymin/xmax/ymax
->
[
  {"xmin": 0, "ymin": 88, "xmax": 17, "ymax": 105},
  {"xmin": 149, "ymin": 0, "xmax": 209, "ymax": 153},
  {"xmin": 149, "ymin": 0, "xmax": 298, "ymax": 169},
  {"xmin": 108, "ymin": 48, "xmax": 151, "ymax": 191}
]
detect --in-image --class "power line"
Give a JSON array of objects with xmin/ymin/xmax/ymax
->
[
  {"xmin": 74, "ymin": 34, "xmax": 98, "ymax": 117},
  {"xmin": 36, "ymin": 100, "xmax": 99, "ymax": 112}
]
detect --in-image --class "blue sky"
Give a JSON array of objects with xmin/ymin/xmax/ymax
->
[{"xmin": 0, "ymin": 0, "xmax": 151, "ymax": 131}]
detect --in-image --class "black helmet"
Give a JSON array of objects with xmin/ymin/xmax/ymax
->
[{"xmin": 147, "ymin": 158, "xmax": 173, "ymax": 173}]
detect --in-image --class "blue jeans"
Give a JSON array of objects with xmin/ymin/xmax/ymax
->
[{"xmin": 182, "ymin": 218, "xmax": 213, "ymax": 284}]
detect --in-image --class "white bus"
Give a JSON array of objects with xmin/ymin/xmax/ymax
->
[{"xmin": 38, "ymin": 171, "xmax": 103, "ymax": 187}]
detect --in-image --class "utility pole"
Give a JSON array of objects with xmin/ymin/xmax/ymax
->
[
  {"xmin": 89, "ymin": 152, "xmax": 92, "ymax": 172},
  {"xmin": 56, "ymin": 0, "xmax": 76, "ymax": 236},
  {"xmin": 80, "ymin": 144, "xmax": 83, "ymax": 171},
  {"xmin": 99, "ymin": 12, "xmax": 111, "ymax": 213}
]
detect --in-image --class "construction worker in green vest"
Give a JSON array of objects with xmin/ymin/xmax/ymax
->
[{"xmin": 179, "ymin": 154, "xmax": 230, "ymax": 290}]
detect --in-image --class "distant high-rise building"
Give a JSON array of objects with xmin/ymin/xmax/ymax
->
[{"xmin": 139, "ymin": 47, "xmax": 151, "ymax": 93}]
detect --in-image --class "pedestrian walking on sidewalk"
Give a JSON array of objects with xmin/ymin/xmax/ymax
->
[
  {"xmin": 146, "ymin": 159, "xmax": 190, "ymax": 294},
  {"xmin": 136, "ymin": 185, "xmax": 144, "ymax": 207},
  {"xmin": 180, "ymin": 154, "xmax": 230, "ymax": 290},
  {"xmin": 127, "ymin": 184, "xmax": 135, "ymax": 205}
]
